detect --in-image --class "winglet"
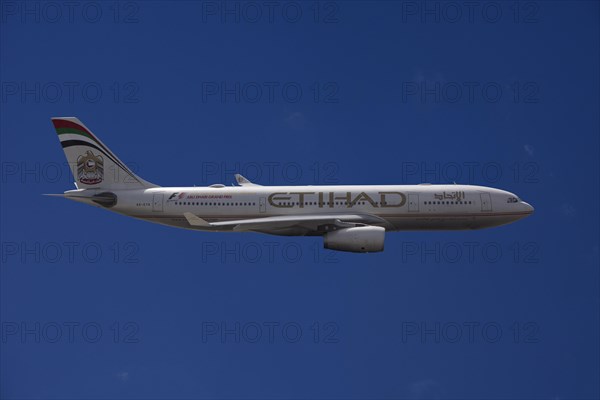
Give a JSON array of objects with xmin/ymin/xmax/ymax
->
[
  {"xmin": 234, "ymin": 174, "xmax": 261, "ymax": 187},
  {"xmin": 183, "ymin": 212, "xmax": 212, "ymax": 227}
]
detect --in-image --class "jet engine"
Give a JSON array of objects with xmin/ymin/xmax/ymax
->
[{"xmin": 323, "ymin": 226, "xmax": 385, "ymax": 253}]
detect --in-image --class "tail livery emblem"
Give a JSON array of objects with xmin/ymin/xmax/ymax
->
[{"xmin": 77, "ymin": 150, "xmax": 104, "ymax": 185}]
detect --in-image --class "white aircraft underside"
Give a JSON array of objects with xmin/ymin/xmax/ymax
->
[{"xmin": 49, "ymin": 117, "xmax": 534, "ymax": 253}]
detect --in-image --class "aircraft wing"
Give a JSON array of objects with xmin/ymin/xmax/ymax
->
[{"xmin": 183, "ymin": 212, "xmax": 392, "ymax": 235}]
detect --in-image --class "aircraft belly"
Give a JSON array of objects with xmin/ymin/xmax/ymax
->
[
  {"xmin": 387, "ymin": 215, "xmax": 474, "ymax": 230},
  {"xmin": 132, "ymin": 210, "xmax": 526, "ymax": 234},
  {"xmin": 386, "ymin": 214, "xmax": 523, "ymax": 231}
]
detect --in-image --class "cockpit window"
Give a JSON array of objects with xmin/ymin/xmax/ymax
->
[{"xmin": 507, "ymin": 196, "xmax": 519, "ymax": 203}]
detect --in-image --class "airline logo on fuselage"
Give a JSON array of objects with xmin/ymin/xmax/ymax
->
[
  {"xmin": 167, "ymin": 192, "xmax": 233, "ymax": 201},
  {"xmin": 434, "ymin": 191, "xmax": 466, "ymax": 201},
  {"xmin": 268, "ymin": 191, "xmax": 406, "ymax": 208}
]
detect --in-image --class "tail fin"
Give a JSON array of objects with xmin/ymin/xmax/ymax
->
[{"xmin": 51, "ymin": 117, "xmax": 158, "ymax": 190}]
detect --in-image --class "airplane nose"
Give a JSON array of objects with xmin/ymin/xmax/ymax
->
[{"xmin": 521, "ymin": 201, "xmax": 534, "ymax": 214}]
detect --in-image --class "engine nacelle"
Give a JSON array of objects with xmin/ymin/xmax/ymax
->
[{"xmin": 323, "ymin": 226, "xmax": 385, "ymax": 253}]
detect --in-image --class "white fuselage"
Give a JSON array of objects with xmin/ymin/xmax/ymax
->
[
  {"xmin": 50, "ymin": 117, "xmax": 534, "ymax": 251},
  {"xmin": 67, "ymin": 184, "xmax": 534, "ymax": 235}
]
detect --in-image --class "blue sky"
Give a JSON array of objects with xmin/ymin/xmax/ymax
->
[{"xmin": 1, "ymin": 1, "xmax": 599, "ymax": 398}]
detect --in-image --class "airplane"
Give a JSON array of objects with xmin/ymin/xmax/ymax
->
[{"xmin": 48, "ymin": 117, "xmax": 534, "ymax": 253}]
